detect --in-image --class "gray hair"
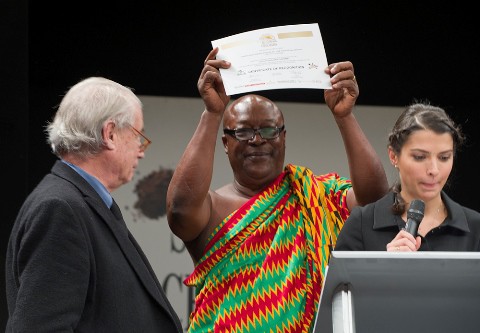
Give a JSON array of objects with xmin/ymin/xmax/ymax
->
[{"xmin": 46, "ymin": 77, "xmax": 142, "ymax": 158}]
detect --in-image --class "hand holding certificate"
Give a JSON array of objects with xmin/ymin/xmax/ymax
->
[{"xmin": 211, "ymin": 23, "xmax": 332, "ymax": 96}]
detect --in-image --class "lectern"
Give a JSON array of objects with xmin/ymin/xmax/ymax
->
[{"xmin": 314, "ymin": 251, "xmax": 480, "ymax": 333}]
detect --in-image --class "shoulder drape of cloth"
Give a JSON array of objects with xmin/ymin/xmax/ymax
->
[{"xmin": 184, "ymin": 164, "xmax": 351, "ymax": 333}]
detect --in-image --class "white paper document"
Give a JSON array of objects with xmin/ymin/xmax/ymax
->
[{"xmin": 211, "ymin": 23, "xmax": 331, "ymax": 96}]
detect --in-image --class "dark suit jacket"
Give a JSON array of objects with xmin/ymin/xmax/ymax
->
[{"xmin": 6, "ymin": 160, "xmax": 183, "ymax": 332}]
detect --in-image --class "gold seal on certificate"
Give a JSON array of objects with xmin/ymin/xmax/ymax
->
[{"xmin": 211, "ymin": 23, "xmax": 332, "ymax": 96}]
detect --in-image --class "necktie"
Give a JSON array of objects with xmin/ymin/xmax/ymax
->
[{"xmin": 110, "ymin": 199, "xmax": 123, "ymax": 220}]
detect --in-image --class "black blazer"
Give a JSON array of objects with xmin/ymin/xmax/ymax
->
[
  {"xmin": 6, "ymin": 160, "xmax": 183, "ymax": 332},
  {"xmin": 335, "ymin": 191, "xmax": 480, "ymax": 251}
]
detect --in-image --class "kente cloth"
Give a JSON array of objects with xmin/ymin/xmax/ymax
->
[{"xmin": 184, "ymin": 164, "xmax": 352, "ymax": 333}]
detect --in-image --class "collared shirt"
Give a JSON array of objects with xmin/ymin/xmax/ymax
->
[
  {"xmin": 61, "ymin": 159, "xmax": 112, "ymax": 208},
  {"xmin": 335, "ymin": 191, "xmax": 480, "ymax": 251}
]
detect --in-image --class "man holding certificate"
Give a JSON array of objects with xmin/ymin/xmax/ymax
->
[{"xmin": 167, "ymin": 44, "xmax": 388, "ymax": 332}]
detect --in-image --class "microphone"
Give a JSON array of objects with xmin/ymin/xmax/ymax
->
[{"xmin": 404, "ymin": 199, "xmax": 425, "ymax": 237}]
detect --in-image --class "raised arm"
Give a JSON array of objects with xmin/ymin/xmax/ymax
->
[
  {"xmin": 167, "ymin": 48, "xmax": 231, "ymax": 242},
  {"xmin": 324, "ymin": 61, "xmax": 388, "ymax": 208}
]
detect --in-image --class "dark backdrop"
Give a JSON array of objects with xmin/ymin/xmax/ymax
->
[{"xmin": 2, "ymin": 0, "xmax": 479, "ymax": 329}]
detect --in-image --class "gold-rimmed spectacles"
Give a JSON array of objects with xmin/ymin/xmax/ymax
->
[{"xmin": 130, "ymin": 125, "xmax": 152, "ymax": 151}]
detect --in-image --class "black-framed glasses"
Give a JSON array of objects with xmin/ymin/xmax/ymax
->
[
  {"xmin": 223, "ymin": 125, "xmax": 285, "ymax": 141},
  {"xmin": 130, "ymin": 125, "xmax": 152, "ymax": 151}
]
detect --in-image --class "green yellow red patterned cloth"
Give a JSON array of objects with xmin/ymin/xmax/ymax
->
[{"xmin": 184, "ymin": 164, "xmax": 352, "ymax": 333}]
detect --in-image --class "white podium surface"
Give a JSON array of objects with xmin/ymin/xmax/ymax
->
[{"xmin": 314, "ymin": 251, "xmax": 480, "ymax": 333}]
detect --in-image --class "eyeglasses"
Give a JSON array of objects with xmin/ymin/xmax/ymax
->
[
  {"xmin": 223, "ymin": 125, "xmax": 285, "ymax": 141},
  {"xmin": 130, "ymin": 125, "xmax": 152, "ymax": 151}
]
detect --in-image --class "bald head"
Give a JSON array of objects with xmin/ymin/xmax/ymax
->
[
  {"xmin": 223, "ymin": 94, "xmax": 284, "ymax": 127},
  {"xmin": 221, "ymin": 94, "xmax": 287, "ymax": 192}
]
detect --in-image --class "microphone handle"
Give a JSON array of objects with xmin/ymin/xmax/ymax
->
[{"xmin": 404, "ymin": 218, "xmax": 419, "ymax": 237}]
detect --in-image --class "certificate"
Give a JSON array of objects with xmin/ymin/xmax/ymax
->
[{"xmin": 211, "ymin": 23, "xmax": 332, "ymax": 96}]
